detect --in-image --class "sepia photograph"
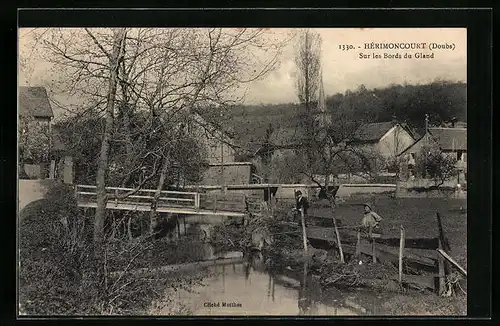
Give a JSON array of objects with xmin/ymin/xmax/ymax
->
[{"xmin": 18, "ymin": 26, "xmax": 467, "ymax": 316}]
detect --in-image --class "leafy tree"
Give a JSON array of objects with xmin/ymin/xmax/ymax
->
[{"xmin": 414, "ymin": 144, "xmax": 458, "ymax": 187}]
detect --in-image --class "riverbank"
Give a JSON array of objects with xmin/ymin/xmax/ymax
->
[
  {"xmin": 150, "ymin": 254, "xmax": 466, "ymax": 316},
  {"xmin": 208, "ymin": 194, "xmax": 466, "ymax": 316}
]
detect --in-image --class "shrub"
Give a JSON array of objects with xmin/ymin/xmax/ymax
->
[
  {"xmin": 414, "ymin": 145, "xmax": 457, "ymax": 187},
  {"xmin": 19, "ymin": 182, "xmax": 90, "ymax": 315},
  {"xmin": 19, "ymin": 182, "xmax": 210, "ymax": 315}
]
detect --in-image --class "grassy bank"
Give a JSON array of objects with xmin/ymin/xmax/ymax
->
[
  {"xmin": 210, "ymin": 194, "xmax": 467, "ymax": 315},
  {"xmin": 18, "ymin": 182, "xmax": 212, "ymax": 315},
  {"xmin": 310, "ymin": 195, "xmax": 467, "ymax": 269}
]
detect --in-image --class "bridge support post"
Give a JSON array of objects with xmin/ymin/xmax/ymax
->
[{"xmin": 195, "ymin": 193, "xmax": 200, "ymax": 210}]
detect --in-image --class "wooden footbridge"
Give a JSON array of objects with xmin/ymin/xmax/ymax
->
[{"xmin": 74, "ymin": 184, "xmax": 259, "ymax": 217}]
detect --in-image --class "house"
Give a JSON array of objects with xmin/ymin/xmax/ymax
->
[
  {"xmin": 238, "ymin": 124, "xmax": 306, "ymax": 184},
  {"xmin": 399, "ymin": 127, "xmax": 467, "ymax": 166},
  {"xmin": 185, "ymin": 112, "xmax": 254, "ymax": 186},
  {"xmin": 19, "ymin": 86, "xmax": 55, "ymax": 178},
  {"xmin": 347, "ymin": 121, "xmax": 417, "ymax": 160},
  {"xmin": 19, "ymin": 86, "xmax": 54, "ymax": 144},
  {"xmin": 398, "ymin": 127, "xmax": 467, "ymax": 182},
  {"xmin": 19, "ymin": 86, "xmax": 54, "ymax": 123},
  {"xmin": 187, "ymin": 112, "xmax": 236, "ymax": 165}
]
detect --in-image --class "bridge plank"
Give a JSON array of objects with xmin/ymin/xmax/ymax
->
[{"xmin": 77, "ymin": 201, "xmax": 246, "ymax": 217}]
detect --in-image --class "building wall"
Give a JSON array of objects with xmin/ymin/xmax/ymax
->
[
  {"xmin": 205, "ymin": 140, "xmax": 235, "ymax": 164},
  {"xmin": 189, "ymin": 118, "xmax": 236, "ymax": 165},
  {"xmin": 376, "ymin": 125, "xmax": 416, "ymax": 158},
  {"xmin": 201, "ymin": 163, "xmax": 252, "ymax": 185},
  {"xmin": 400, "ymin": 133, "xmax": 433, "ymax": 159}
]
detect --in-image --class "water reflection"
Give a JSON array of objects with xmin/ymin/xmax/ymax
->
[{"xmin": 156, "ymin": 248, "xmax": 374, "ymax": 316}]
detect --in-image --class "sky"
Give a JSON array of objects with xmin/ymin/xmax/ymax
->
[
  {"xmin": 244, "ymin": 28, "xmax": 467, "ymax": 104},
  {"xmin": 19, "ymin": 28, "xmax": 467, "ymax": 113}
]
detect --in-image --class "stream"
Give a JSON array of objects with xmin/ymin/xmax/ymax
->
[{"xmin": 153, "ymin": 243, "xmax": 390, "ymax": 316}]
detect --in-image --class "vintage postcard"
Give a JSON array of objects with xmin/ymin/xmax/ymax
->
[{"xmin": 18, "ymin": 26, "xmax": 467, "ymax": 316}]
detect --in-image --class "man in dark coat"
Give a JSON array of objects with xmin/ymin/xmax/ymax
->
[{"xmin": 293, "ymin": 190, "xmax": 309, "ymax": 227}]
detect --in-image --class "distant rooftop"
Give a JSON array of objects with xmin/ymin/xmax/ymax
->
[
  {"xmin": 350, "ymin": 121, "xmax": 396, "ymax": 143},
  {"xmin": 19, "ymin": 86, "xmax": 54, "ymax": 119},
  {"xmin": 428, "ymin": 127, "xmax": 467, "ymax": 151}
]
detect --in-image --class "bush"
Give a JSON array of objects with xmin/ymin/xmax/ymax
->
[
  {"xmin": 19, "ymin": 182, "xmax": 90, "ymax": 315},
  {"xmin": 414, "ymin": 145, "xmax": 457, "ymax": 186},
  {"xmin": 18, "ymin": 182, "xmax": 189, "ymax": 315}
]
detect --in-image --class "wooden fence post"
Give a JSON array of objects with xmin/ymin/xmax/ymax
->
[
  {"xmin": 436, "ymin": 211, "xmax": 451, "ymax": 295},
  {"xmin": 399, "ymin": 225, "xmax": 405, "ymax": 284},
  {"xmin": 355, "ymin": 228, "xmax": 361, "ymax": 258},
  {"xmin": 370, "ymin": 226, "xmax": 376, "ymax": 263},
  {"xmin": 330, "ymin": 204, "xmax": 345, "ymax": 263},
  {"xmin": 214, "ymin": 194, "xmax": 218, "ymax": 212},
  {"xmin": 300, "ymin": 209, "xmax": 308, "ymax": 254},
  {"xmin": 438, "ymin": 238, "xmax": 446, "ymax": 295}
]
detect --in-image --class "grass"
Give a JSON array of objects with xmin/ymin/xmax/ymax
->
[
  {"xmin": 309, "ymin": 195, "xmax": 467, "ymax": 269},
  {"xmin": 380, "ymin": 292, "xmax": 467, "ymax": 315}
]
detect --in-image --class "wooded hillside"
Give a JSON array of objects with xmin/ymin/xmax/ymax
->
[{"xmin": 227, "ymin": 81, "xmax": 466, "ymax": 154}]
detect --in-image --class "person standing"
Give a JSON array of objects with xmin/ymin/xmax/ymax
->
[
  {"xmin": 293, "ymin": 190, "xmax": 310, "ymax": 227},
  {"xmin": 361, "ymin": 203, "xmax": 383, "ymax": 232}
]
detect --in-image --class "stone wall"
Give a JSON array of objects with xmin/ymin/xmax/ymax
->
[
  {"xmin": 396, "ymin": 179, "xmax": 466, "ymax": 198},
  {"xmin": 336, "ymin": 184, "xmax": 397, "ymax": 198}
]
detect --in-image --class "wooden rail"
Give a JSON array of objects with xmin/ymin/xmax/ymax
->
[{"xmin": 74, "ymin": 184, "xmax": 262, "ymax": 215}]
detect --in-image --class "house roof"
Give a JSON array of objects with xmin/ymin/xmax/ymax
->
[
  {"xmin": 19, "ymin": 86, "xmax": 54, "ymax": 118},
  {"xmin": 428, "ymin": 127, "xmax": 467, "ymax": 151},
  {"xmin": 400, "ymin": 122, "xmax": 420, "ymax": 140},
  {"xmin": 398, "ymin": 127, "xmax": 467, "ymax": 156},
  {"xmin": 350, "ymin": 121, "xmax": 396, "ymax": 143}
]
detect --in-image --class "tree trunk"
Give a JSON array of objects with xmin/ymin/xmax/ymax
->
[
  {"xmin": 94, "ymin": 28, "xmax": 127, "ymax": 245},
  {"xmin": 149, "ymin": 156, "xmax": 170, "ymax": 233}
]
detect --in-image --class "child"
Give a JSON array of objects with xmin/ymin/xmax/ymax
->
[{"xmin": 361, "ymin": 203, "xmax": 382, "ymax": 230}]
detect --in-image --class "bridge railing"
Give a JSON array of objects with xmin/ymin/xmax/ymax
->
[
  {"xmin": 75, "ymin": 185, "xmax": 199, "ymax": 209},
  {"xmin": 74, "ymin": 185, "xmax": 261, "ymax": 213}
]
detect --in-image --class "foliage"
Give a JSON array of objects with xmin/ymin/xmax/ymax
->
[
  {"xmin": 54, "ymin": 110, "xmax": 209, "ymax": 188},
  {"xmin": 414, "ymin": 145, "xmax": 458, "ymax": 186},
  {"xmin": 19, "ymin": 115, "xmax": 51, "ymax": 164},
  {"xmin": 19, "ymin": 182, "xmax": 89, "ymax": 315},
  {"xmin": 381, "ymin": 293, "xmax": 466, "ymax": 315},
  {"xmin": 18, "ymin": 182, "xmax": 211, "ymax": 315},
  {"xmin": 227, "ymin": 81, "xmax": 466, "ymax": 153},
  {"xmin": 326, "ymin": 81, "xmax": 466, "ymax": 132}
]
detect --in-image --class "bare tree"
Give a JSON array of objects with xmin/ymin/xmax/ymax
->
[
  {"xmin": 31, "ymin": 28, "xmax": 287, "ymax": 238},
  {"xmin": 294, "ymin": 29, "xmax": 322, "ymax": 151},
  {"xmin": 93, "ymin": 28, "xmax": 128, "ymax": 246},
  {"xmin": 290, "ymin": 31, "xmax": 385, "ymax": 262}
]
